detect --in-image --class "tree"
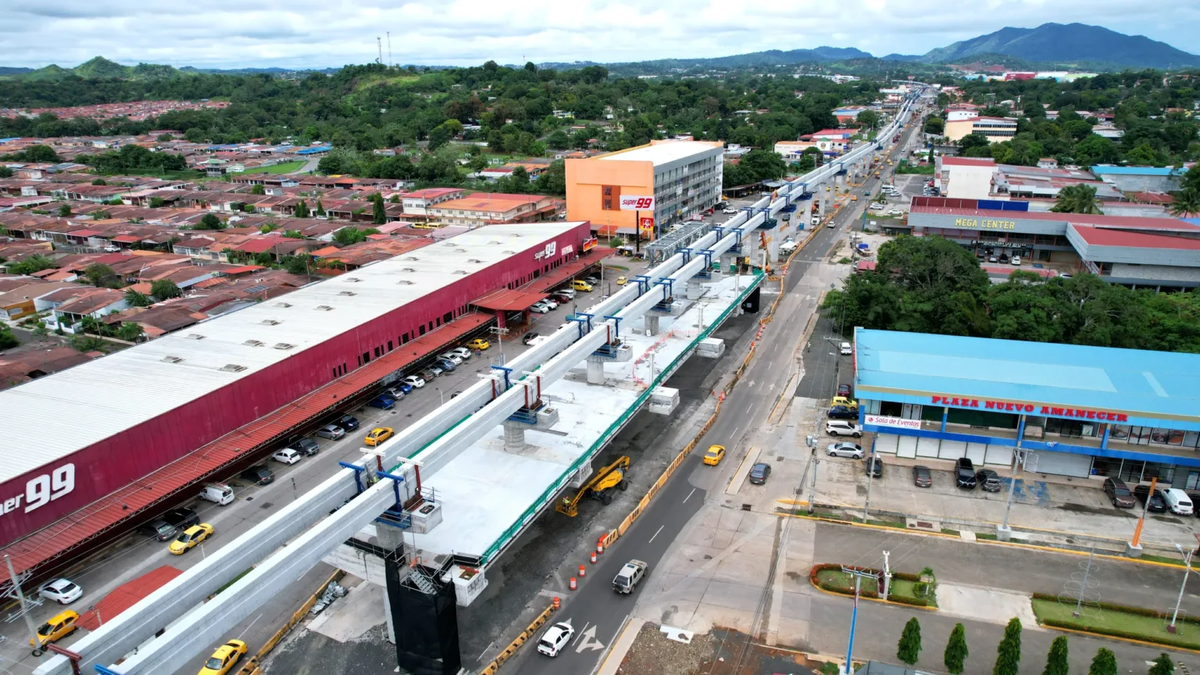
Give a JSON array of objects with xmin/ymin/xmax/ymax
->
[
  {"xmin": 924, "ymin": 117, "xmax": 945, "ymax": 134},
  {"xmin": 148, "ymin": 196, "xmax": 165, "ymax": 208},
  {"xmin": 315, "ymin": 199, "xmax": 326, "ymax": 217},
  {"xmin": 8, "ymin": 254, "xmax": 56, "ymax": 275},
  {"xmin": 293, "ymin": 200, "xmax": 310, "ymax": 218},
  {"xmin": 372, "ymin": 192, "xmax": 387, "ymax": 225},
  {"xmin": 196, "ymin": 213, "xmax": 223, "ymax": 230},
  {"xmin": 1088, "ymin": 648, "xmax": 1116, "ymax": 675},
  {"xmin": 84, "ymin": 263, "xmax": 118, "ymax": 288},
  {"xmin": 150, "ymin": 279, "xmax": 182, "ymax": 300},
  {"xmin": 1042, "ymin": 636, "xmax": 1068, "ymax": 675},
  {"xmin": 92, "ymin": 178, "xmax": 107, "ymax": 186},
  {"xmin": 0, "ymin": 324, "xmax": 18, "ymax": 350},
  {"xmin": 738, "ymin": 149, "xmax": 788, "ymax": 182},
  {"xmin": 0, "ymin": 166, "xmax": 12, "ymax": 178},
  {"xmin": 959, "ymin": 133, "xmax": 990, "ymax": 152},
  {"xmin": 1149, "ymin": 653, "xmax": 1174, "ymax": 675},
  {"xmin": 427, "ymin": 125, "xmax": 452, "ymax": 151},
  {"xmin": 547, "ymin": 129, "xmax": 570, "ymax": 150},
  {"xmin": 993, "ymin": 617, "xmax": 1022, "ymax": 675},
  {"xmin": 58, "ymin": 204, "xmax": 72, "ymax": 218},
  {"xmin": 250, "ymin": 184, "xmax": 266, "ymax": 195},
  {"xmin": 333, "ymin": 227, "xmax": 380, "ymax": 246},
  {"xmin": 857, "ymin": 110, "xmax": 880, "ymax": 130},
  {"xmin": 1170, "ymin": 189, "xmax": 1200, "ymax": 217},
  {"xmin": 1052, "ymin": 184, "xmax": 1103, "ymax": 215},
  {"xmin": 115, "ymin": 322, "xmax": 143, "ymax": 342},
  {"xmin": 944, "ymin": 623, "xmax": 968, "ymax": 675},
  {"xmin": 281, "ymin": 254, "xmax": 313, "ymax": 276},
  {"xmin": 897, "ymin": 617, "xmax": 922, "ymax": 665},
  {"xmin": 124, "ymin": 289, "xmax": 152, "ymax": 307}
]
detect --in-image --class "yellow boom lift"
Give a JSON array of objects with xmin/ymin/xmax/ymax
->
[{"xmin": 556, "ymin": 456, "xmax": 631, "ymax": 516}]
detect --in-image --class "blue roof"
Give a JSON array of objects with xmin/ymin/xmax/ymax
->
[
  {"xmin": 295, "ymin": 145, "xmax": 332, "ymax": 155},
  {"xmin": 1089, "ymin": 165, "xmax": 1182, "ymax": 177},
  {"xmin": 854, "ymin": 329, "xmax": 1200, "ymax": 426}
]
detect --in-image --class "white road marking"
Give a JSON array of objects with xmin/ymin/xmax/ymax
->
[
  {"xmin": 575, "ymin": 624, "xmax": 607, "ymax": 653},
  {"xmin": 682, "ymin": 488, "xmax": 696, "ymax": 504},
  {"xmin": 648, "ymin": 525, "xmax": 665, "ymax": 543},
  {"xmin": 572, "ymin": 621, "xmax": 589, "ymax": 646},
  {"xmin": 237, "ymin": 613, "xmax": 262, "ymax": 640}
]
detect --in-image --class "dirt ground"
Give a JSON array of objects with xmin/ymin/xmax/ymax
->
[{"xmin": 617, "ymin": 622, "xmax": 824, "ymax": 675}]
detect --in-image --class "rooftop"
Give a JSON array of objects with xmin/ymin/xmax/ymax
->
[
  {"xmin": 941, "ymin": 157, "xmax": 995, "ymax": 167},
  {"xmin": 597, "ymin": 140, "xmax": 723, "ymax": 166},
  {"xmin": 1090, "ymin": 165, "xmax": 1185, "ymax": 177},
  {"xmin": 431, "ymin": 193, "xmax": 550, "ymax": 212},
  {"xmin": 854, "ymin": 329, "xmax": 1200, "ymax": 424},
  {"xmin": 0, "ymin": 222, "xmax": 586, "ymax": 484}
]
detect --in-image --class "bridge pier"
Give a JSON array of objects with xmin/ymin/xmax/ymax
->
[
  {"xmin": 501, "ymin": 422, "xmax": 526, "ymax": 451},
  {"xmin": 644, "ymin": 314, "xmax": 660, "ymax": 335},
  {"xmin": 383, "ymin": 544, "xmax": 462, "ymax": 675},
  {"xmin": 586, "ymin": 357, "xmax": 606, "ymax": 385}
]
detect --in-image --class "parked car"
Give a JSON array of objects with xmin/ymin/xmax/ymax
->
[
  {"xmin": 987, "ymin": 256, "xmax": 999, "ymax": 263},
  {"xmin": 137, "ymin": 519, "xmax": 177, "ymax": 541},
  {"xmin": 1164, "ymin": 488, "xmax": 1194, "ymax": 515},
  {"xmin": 540, "ymin": 298, "xmax": 559, "ymax": 310},
  {"xmin": 955, "ymin": 457, "xmax": 977, "ymax": 489},
  {"xmin": 523, "ymin": 332, "xmax": 540, "ymax": 346},
  {"xmin": 912, "ymin": 465, "xmax": 932, "ymax": 488},
  {"xmin": 390, "ymin": 382, "xmax": 413, "ymax": 395},
  {"xmin": 335, "ymin": 414, "xmax": 360, "ymax": 432},
  {"xmin": 435, "ymin": 358, "xmax": 457, "ymax": 372},
  {"xmin": 30, "ymin": 609, "xmax": 78, "ymax": 655},
  {"xmin": 241, "ymin": 465, "xmax": 274, "ymax": 485},
  {"xmin": 466, "ymin": 338, "xmax": 491, "ymax": 350},
  {"xmin": 864, "ymin": 456, "xmax": 883, "ymax": 478},
  {"xmin": 530, "ymin": 302, "xmax": 551, "ymax": 314},
  {"xmin": 449, "ymin": 346, "xmax": 472, "ymax": 360},
  {"xmin": 39, "ymin": 578, "xmax": 82, "ymax": 605},
  {"xmin": 439, "ymin": 352, "xmax": 464, "ymax": 365},
  {"xmin": 537, "ymin": 622, "xmax": 575, "ymax": 657},
  {"xmin": 827, "ymin": 442, "xmax": 864, "ymax": 459},
  {"xmin": 368, "ymin": 394, "xmax": 396, "ymax": 410},
  {"xmin": 828, "ymin": 406, "xmax": 857, "ymax": 420},
  {"xmin": 826, "ymin": 420, "xmax": 862, "ymax": 437},
  {"xmin": 164, "ymin": 507, "xmax": 200, "ymax": 530},
  {"xmin": 315, "ymin": 424, "xmax": 345, "ymax": 440},
  {"xmin": 836, "ymin": 384, "xmax": 853, "ymax": 398},
  {"xmin": 555, "ymin": 288, "xmax": 576, "ymax": 299},
  {"xmin": 552, "ymin": 292, "xmax": 573, "ymax": 304},
  {"xmin": 200, "ymin": 483, "xmax": 235, "ymax": 505},
  {"xmin": 293, "ymin": 438, "xmax": 320, "ymax": 456},
  {"xmin": 1133, "ymin": 484, "xmax": 1168, "ymax": 512},
  {"xmin": 170, "ymin": 523, "xmax": 214, "ymax": 555},
  {"xmin": 403, "ymin": 376, "xmax": 426, "ymax": 389},
  {"xmin": 839, "ymin": 342, "xmax": 853, "ymax": 355},
  {"xmin": 271, "ymin": 448, "xmax": 301, "ymax": 465},
  {"xmin": 1011, "ymin": 256, "xmax": 1022, "ymax": 266},
  {"xmin": 976, "ymin": 469, "xmax": 1002, "ymax": 492},
  {"xmin": 749, "ymin": 463, "xmax": 772, "ymax": 485},
  {"xmin": 427, "ymin": 363, "xmax": 445, "ymax": 377}
]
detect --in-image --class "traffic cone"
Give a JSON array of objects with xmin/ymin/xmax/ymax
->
[
  {"xmin": 569, "ymin": 577, "xmax": 577, "ymax": 590},
  {"xmin": 579, "ymin": 564, "xmax": 586, "ymax": 578},
  {"xmin": 553, "ymin": 597, "xmax": 561, "ymax": 610},
  {"xmin": 597, "ymin": 539, "xmax": 605, "ymax": 555},
  {"xmin": 590, "ymin": 551, "xmax": 597, "ymax": 564}
]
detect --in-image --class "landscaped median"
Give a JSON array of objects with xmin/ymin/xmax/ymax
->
[
  {"xmin": 809, "ymin": 563, "xmax": 938, "ymax": 609},
  {"xmin": 1031, "ymin": 592, "xmax": 1200, "ymax": 651}
]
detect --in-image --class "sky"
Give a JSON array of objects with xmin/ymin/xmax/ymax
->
[{"xmin": 5, "ymin": 0, "xmax": 1200, "ymax": 70}]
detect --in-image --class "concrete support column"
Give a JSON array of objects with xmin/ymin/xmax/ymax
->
[
  {"xmin": 645, "ymin": 314, "xmax": 660, "ymax": 336},
  {"xmin": 384, "ymin": 593, "xmax": 396, "ymax": 644},
  {"xmin": 586, "ymin": 357, "xmax": 605, "ymax": 385},
  {"xmin": 496, "ymin": 310, "xmax": 507, "ymax": 330},
  {"xmin": 501, "ymin": 422, "xmax": 525, "ymax": 452}
]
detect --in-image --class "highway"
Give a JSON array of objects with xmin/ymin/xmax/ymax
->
[{"xmin": 512, "ymin": 108, "xmax": 926, "ymax": 675}]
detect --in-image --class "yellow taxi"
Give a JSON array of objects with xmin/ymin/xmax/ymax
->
[
  {"xmin": 199, "ymin": 639, "xmax": 248, "ymax": 675},
  {"xmin": 571, "ymin": 279, "xmax": 593, "ymax": 292},
  {"xmin": 850, "ymin": 195, "xmax": 858, "ymax": 202},
  {"xmin": 703, "ymin": 445, "xmax": 726, "ymax": 466},
  {"xmin": 365, "ymin": 427, "xmax": 394, "ymax": 446},
  {"xmin": 170, "ymin": 523, "xmax": 214, "ymax": 555},
  {"xmin": 466, "ymin": 338, "xmax": 490, "ymax": 350},
  {"xmin": 30, "ymin": 609, "xmax": 78, "ymax": 654},
  {"xmin": 616, "ymin": 275, "xmax": 627, "ymax": 286},
  {"xmin": 831, "ymin": 396, "xmax": 858, "ymax": 409}
]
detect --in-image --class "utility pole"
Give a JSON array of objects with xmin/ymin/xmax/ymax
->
[
  {"xmin": 6, "ymin": 554, "xmax": 39, "ymax": 643},
  {"xmin": 1170, "ymin": 543, "xmax": 1194, "ymax": 633},
  {"xmin": 1129, "ymin": 475, "xmax": 1159, "ymax": 556},
  {"xmin": 387, "ymin": 32, "xmax": 392, "ymax": 67},
  {"xmin": 839, "ymin": 566, "xmax": 879, "ymax": 675},
  {"xmin": 881, "ymin": 550, "xmax": 892, "ymax": 602},
  {"xmin": 999, "ymin": 414, "xmax": 1026, "ymax": 541},
  {"xmin": 808, "ymin": 454, "xmax": 820, "ymax": 514},
  {"xmin": 376, "ymin": 37, "xmax": 383, "ymax": 65},
  {"xmin": 863, "ymin": 437, "xmax": 876, "ymax": 520}
]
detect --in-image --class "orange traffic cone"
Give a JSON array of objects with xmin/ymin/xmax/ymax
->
[
  {"xmin": 569, "ymin": 577, "xmax": 577, "ymax": 590},
  {"xmin": 579, "ymin": 564, "xmax": 586, "ymax": 578}
]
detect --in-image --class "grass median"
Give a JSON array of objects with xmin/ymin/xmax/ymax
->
[{"xmin": 1031, "ymin": 597, "xmax": 1200, "ymax": 650}]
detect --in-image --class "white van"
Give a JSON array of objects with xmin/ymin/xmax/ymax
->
[
  {"xmin": 1164, "ymin": 488, "xmax": 1193, "ymax": 515},
  {"xmin": 199, "ymin": 483, "xmax": 234, "ymax": 506}
]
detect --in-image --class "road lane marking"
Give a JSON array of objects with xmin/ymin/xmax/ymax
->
[
  {"xmin": 237, "ymin": 613, "xmax": 263, "ymax": 640},
  {"xmin": 575, "ymin": 624, "xmax": 607, "ymax": 653},
  {"xmin": 572, "ymin": 622, "xmax": 590, "ymax": 646},
  {"xmin": 683, "ymin": 488, "xmax": 696, "ymax": 504},
  {"xmin": 648, "ymin": 525, "xmax": 665, "ymax": 543}
]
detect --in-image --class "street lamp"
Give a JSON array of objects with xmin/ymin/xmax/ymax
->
[
  {"xmin": 1169, "ymin": 543, "xmax": 1194, "ymax": 633},
  {"xmin": 435, "ymin": 386, "xmax": 444, "ymax": 406}
]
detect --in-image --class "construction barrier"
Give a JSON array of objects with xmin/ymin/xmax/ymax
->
[
  {"xmin": 479, "ymin": 603, "xmax": 558, "ymax": 675},
  {"xmin": 235, "ymin": 569, "xmax": 346, "ymax": 675}
]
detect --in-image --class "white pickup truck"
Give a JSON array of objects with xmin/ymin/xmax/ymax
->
[{"xmin": 613, "ymin": 559, "xmax": 648, "ymax": 594}]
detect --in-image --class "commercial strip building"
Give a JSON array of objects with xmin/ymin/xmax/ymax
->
[
  {"xmin": 0, "ymin": 222, "xmax": 597, "ymax": 561},
  {"xmin": 565, "ymin": 140, "xmax": 723, "ymax": 238},
  {"xmin": 426, "ymin": 193, "xmax": 560, "ymax": 228},
  {"xmin": 906, "ymin": 196, "xmax": 1200, "ymax": 289},
  {"xmin": 935, "ymin": 157, "xmax": 1125, "ymax": 202},
  {"xmin": 854, "ymin": 329, "xmax": 1200, "ymax": 486},
  {"xmin": 943, "ymin": 116, "xmax": 1018, "ymax": 143}
]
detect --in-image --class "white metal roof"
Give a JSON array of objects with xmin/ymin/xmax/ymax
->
[
  {"xmin": 598, "ymin": 141, "xmax": 721, "ymax": 167},
  {"xmin": 0, "ymin": 223, "xmax": 583, "ymax": 483}
]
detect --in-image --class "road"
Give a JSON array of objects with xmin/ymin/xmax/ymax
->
[{"xmin": 513, "ymin": 115, "xmax": 922, "ymax": 675}]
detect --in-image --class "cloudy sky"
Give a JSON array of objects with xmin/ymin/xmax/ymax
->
[{"xmin": 5, "ymin": 0, "xmax": 1200, "ymax": 70}]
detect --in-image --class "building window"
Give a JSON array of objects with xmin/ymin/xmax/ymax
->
[
  {"xmin": 419, "ymin": 325, "xmax": 426, "ymax": 336},
  {"xmin": 362, "ymin": 351, "xmax": 370, "ymax": 364},
  {"xmin": 387, "ymin": 340, "xmax": 393, "ymax": 351}
]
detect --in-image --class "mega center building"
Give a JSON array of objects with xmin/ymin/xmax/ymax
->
[
  {"xmin": 565, "ymin": 140, "xmax": 724, "ymax": 238},
  {"xmin": 854, "ymin": 329, "xmax": 1200, "ymax": 487}
]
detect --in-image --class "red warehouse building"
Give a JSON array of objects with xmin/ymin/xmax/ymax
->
[{"xmin": 0, "ymin": 222, "xmax": 593, "ymax": 550}]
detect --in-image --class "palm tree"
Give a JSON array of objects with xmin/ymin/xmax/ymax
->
[
  {"xmin": 1170, "ymin": 188, "xmax": 1200, "ymax": 218},
  {"xmin": 1051, "ymin": 184, "xmax": 1103, "ymax": 215}
]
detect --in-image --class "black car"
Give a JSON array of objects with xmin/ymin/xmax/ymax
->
[
  {"xmin": 912, "ymin": 465, "xmax": 932, "ymax": 488},
  {"xmin": 163, "ymin": 507, "xmax": 199, "ymax": 531},
  {"xmin": 335, "ymin": 414, "xmax": 360, "ymax": 431},
  {"xmin": 828, "ymin": 406, "xmax": 857, "ymax": 420},
  {"xmin": 523, "ymin": 332, "xmax": 540, "ymax": 346},
  {"xmin": 1133, "ymin": 484, "xmax": 1168, "ymax": 512},
  {"xmin": 241, "ymin": 464, "xmax": 275, "ymax": 485},
  {"xmin": 137, "ymin": 519, "xmax": 177, "ymax": 541},
  {"xmin": 976, "ymin": 469, "xmax": 1002, "ymax": 492},
  {"xmin": 749, "ymin": 463, "xmax": 771, "ymax": 485},
  {"xmin": 865, "ymin": 456, "xmax": 883, "ymax": 478},
  {"xmin": 292, "ymin": 438, "xmax": 320, "ymax": 456},
  {"xmin": 955, "ymin": 457, "xmax": 977, "ymax": 489}
]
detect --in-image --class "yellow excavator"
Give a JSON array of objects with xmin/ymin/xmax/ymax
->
[{"xmin": 556, "ymin": 456, "xmax": 631, "ymax": 516}]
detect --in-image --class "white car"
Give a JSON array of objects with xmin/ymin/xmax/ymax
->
[
  {"xmin": 1011, "ymin": 256, "xmax": 1022, "ymax": 266},
  {"xmin": 536, "ymin": 621, "xmax": 575, "ymax": 657},
  {"xmin": 722, "ymin": 208, "xmax": 738, "ymax": 215},
  {"xmin": 448, "ymin": 347, "xmax": 471, "ymax": 360},
  {"xmin": 555, "ymin": 288, "xmax": 576, "ymax": 299},
  {"xmin": 403, "ymin": 375, "xmax": 426, "ymax": 389},
  {"xmin": 839, "ymin": 342, "xmax": 853, "ymax": 355},
  {"xmin": 530, "ymin": 303, "xmax": 550, "ymax": 314},
  {"xmin": 869, "ymin": 203, "xmax": 884, "ymax": 211},
  {"xmin": 888, "ymin": 209, "xmax": 904, "ymax": 216},
  {"xmin": 827, "ymin": 442, "xmax": 865, "ymax": 459},
  {"xmin": 271, "ymin": 448, "xmax": 301, "ymax": 465},
  {"xmin": 540, "ymin": 298, "xmax": 559, "ymax": 310},
  {"xmin": 39, "ymin": 578, "xmax": 82, "ymax": 605},
  {"xmin": 439, "ymin": 352, "xmax": 464, "ymax": 365}
]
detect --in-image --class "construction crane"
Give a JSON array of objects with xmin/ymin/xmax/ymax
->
[{"xmin": 556, "ymin": 456, "xmax": 631, "ymax": 517}]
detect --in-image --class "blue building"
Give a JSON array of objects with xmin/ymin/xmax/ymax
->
[{"xmin": 853, "ymin": 329, "xmax": 1200, "ymax": 487}]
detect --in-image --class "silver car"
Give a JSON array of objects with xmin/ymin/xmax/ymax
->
[
  {"xmin": 315, "ymin": 424, "xmax": 345, "ymax": 440},
  {"xmin": 827, "ymin": 442, "xmax": 864, "ymax": 459}
]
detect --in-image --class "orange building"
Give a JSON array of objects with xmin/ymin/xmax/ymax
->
[{"xmin": 565, "ymin": 140, "xmax": 724, "ymax": 239}]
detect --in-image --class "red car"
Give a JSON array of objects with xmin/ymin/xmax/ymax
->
[{"xmin": 837, "ymin": 384, "xmax": 853, "ymax": 398}]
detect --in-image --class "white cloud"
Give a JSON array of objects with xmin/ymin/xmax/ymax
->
[{"xmin": 3, "ymin": 0, "xmax": 1198, "ymax": 69}]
